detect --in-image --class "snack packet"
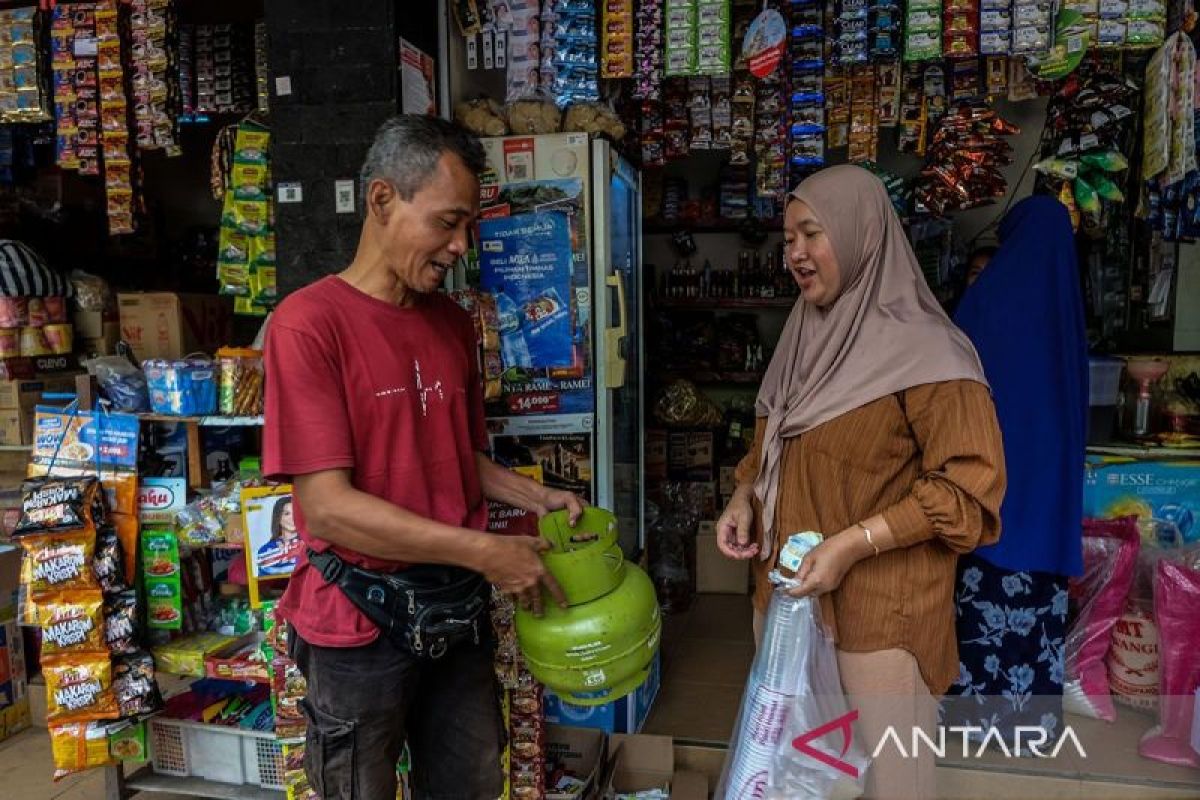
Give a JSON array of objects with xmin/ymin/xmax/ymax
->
[
  {"xmin": 22, "ymin": 530, "xmax": 99, "ymax": 594},
  {"xmin": 113, "ymin": 651, "xmax": 163, "ymax": 718},
  {"xmin": 104, "ymin": 590, "xmax": 140, "ymax": 655},
  {"xmin": 50, "ymin": 722, "xmax": 115, "ymax": 780},
  {"xmin": 44, "ymin": 655, "xmax": 120, "ymax": 724},
  {"xmin": 14, "ymin": 477, "xmax": 105, "ymax": 537},
  {"xmin": 40, "ymin": 591, "xmax": 107, "ymax": 656},
  {"xmin": 93, "ymin": 526, "xmax": 128, "ymax": 595}
]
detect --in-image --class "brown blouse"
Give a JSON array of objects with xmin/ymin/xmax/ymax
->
[{"xmin": 735, "ymin": 380, "xmax": 1006, "ymax": 695}]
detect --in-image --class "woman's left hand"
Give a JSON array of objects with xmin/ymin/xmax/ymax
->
[{"xmin": 788, "ymin": 533, "xmax": 861, "ymax": 598}]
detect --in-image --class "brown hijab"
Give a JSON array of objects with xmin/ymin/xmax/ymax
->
[{"xmin": 753, "ymin": 165, "xmax": 987, "ymax": 556}]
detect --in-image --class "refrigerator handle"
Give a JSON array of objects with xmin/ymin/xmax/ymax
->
[{"xmin": 604, "ymin": 272, "xmax": 628, "ymax": 389}]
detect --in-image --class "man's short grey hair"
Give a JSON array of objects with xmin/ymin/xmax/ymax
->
[{"xmin": 359, "ymin": 115, "xmax": 487, "ymax": 204}]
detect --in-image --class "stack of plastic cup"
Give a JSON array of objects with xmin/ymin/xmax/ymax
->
[{"xmin": 720, "ymin": 576, "xmax": 813, "ymax": 799}]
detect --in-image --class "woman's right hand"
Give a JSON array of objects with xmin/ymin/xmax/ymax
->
[{"xmin": 716, "ymin": 487, "xmax": 759, "ymax": 560}]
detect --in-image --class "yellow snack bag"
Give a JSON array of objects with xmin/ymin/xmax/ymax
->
[{"xmin": 50, "ymin": 722, "xmax": 115, "ymax": 780}]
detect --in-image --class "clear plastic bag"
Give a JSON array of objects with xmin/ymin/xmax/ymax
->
[
  {"xmin": 717, "ymin": 572, "xmax": 868, "ymax": 800},
  {"xmin": 1064, "ymin": 516, "xmax": 1141, "ymax": 722}
]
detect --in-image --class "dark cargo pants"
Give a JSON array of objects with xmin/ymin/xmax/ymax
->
[{"xmin": 290, "ymin": 628, "xmax": 505, "ymax": 800}]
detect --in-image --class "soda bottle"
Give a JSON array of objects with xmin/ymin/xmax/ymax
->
[{"xmin": 495, "ymin": 288, "xmax": 533, "ymax": 369}]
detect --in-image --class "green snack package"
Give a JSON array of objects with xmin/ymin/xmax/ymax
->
[
  {"xmin": 1089, "ymin": 172, "xmax": 1125, "ymax": 202},
  {"xmin": 1034, "ymin": 157, "xmax": 1080, "ymax": 180},
  {"xmin": 1080, "ymin": 149, "xmax": 1129, "ymax": 172},
  {"xmin": 109, "ymin": 722, "xmax": 147, "ymax": 762},
  {"xmin": 141, "ymin": 530, "xmax": 182, "ymax": 631},
  {"xmin": 1074, "ymin": 175, "xmax": 1102, "ymax": 216}
]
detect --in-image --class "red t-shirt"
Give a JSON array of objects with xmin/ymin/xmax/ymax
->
[{"xmin": 262, "ymin": 276, "xmax": 489, "ymax": 648}]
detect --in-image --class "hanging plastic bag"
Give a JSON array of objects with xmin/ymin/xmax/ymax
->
[
  {"xmin": 1139, "ymin": 545, "xmax": 1200, "ymax": 768},
  {"xmin": 1063, "ymin": 517, "xmax": 1141, "ymax": 722},
  {"xmin": 716, "ymin": 562, "xmax": 867, "ymax": 799}
]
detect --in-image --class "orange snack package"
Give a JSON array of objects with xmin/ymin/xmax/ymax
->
[
  {"xmin": 40, "ymin": 591, "xmax": 106, "ymax": 656},
  {"xmin": 21, "ymin": 529, "xmax": 98, "ymax": 595},
  {"xmin": 44, "ymin": 655, "xmax": 120, "ymax": 724},
  {"xmin": 50, "ymin": 722, "xmax": 115, "ymax": 780}
]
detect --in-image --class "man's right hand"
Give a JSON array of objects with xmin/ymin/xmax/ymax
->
[
  {"xmin": 480, "ymin": 535, "xmax": 568, "ymax": 616},
  {"xmin": 716, "ymin": 487, "xmax": 759, "ymax": 560}
]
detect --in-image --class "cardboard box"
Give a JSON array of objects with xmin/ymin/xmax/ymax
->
[
  {"xmin": 1083, "ymin": 457, "xmax": 1200, "ymax": 544},
  {"xmin": 546, "ymin": 725, "xmax": 606, "ymax": 800},
  {"xmin": 0, "ymin": 355, "xmax": 80, "ymax": 380},
  {"xmin": 0, "ymin": 374, "xmax": 82, "ymax": 409},
  {"xmin": 72, "ymin": 309, "xmax": 117, "ymax": 340},
  {"xmin": 0, "ymin": 546, "xmax": 19, "ymax": 622},
  {"xmin": 696, "ymin": 531, "xmax": 749, "ymax": 594},
  {"xmin": 0, "ymin": 374, "xmax": 82, "ymax": 445},
  {"xmin": 0, "ymin": 616, "xmax": 30, "ymax": 743},
  {"xmin": 603, "ymin": 734, "xmax": 708, "ymax": 800},
  {"xmin": 544, "ymin": 650, "xmax": 661, "ymax": 734},
  {"xmin": 77, "ymin": 317, "xmax": 121, "ymax": 356},
  {"xmin": 118, "ymin": 292, "xmax": 234, "ymax": 361}
]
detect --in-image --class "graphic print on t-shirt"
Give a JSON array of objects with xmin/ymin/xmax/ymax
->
[{"xmin": 373, "ymin": 359, "xmax": 447, "ymax": 417}]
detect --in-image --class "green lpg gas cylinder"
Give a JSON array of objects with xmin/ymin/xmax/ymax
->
[{"xmin": 515, "ymin": 507, "xmax": 662, "ymax": 706}]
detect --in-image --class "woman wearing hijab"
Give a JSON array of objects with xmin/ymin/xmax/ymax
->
[
  {"xmin": 943, "ymin": 195, "xmax": 1086, "ymax": 745},
  {"xmin": 716, "ymin": 165, "xmax": 1006, "ymax": 799}
]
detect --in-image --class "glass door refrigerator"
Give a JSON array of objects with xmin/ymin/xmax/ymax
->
[{"xmin": 471, "ymin": 133, "xmax": 645, "ymax": 554}]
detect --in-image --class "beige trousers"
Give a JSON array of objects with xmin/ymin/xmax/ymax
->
[{"xmin": 752, "ymin": 609, "xmax": 937, "ymax": 800}]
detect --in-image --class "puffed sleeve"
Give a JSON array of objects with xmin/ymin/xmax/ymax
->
[{"xmin": 880, "ymin": 380, "xmax": 1006, "ymax": 552}]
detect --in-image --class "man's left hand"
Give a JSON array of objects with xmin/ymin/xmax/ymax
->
[{"xmin": 534, "ymin": 488, "xmax": 585, "ymax": 526}]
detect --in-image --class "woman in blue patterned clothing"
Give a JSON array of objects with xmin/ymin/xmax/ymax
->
[{"xmin": 943, "ymin": 196, "xmax": 1086, "ymax": 748}]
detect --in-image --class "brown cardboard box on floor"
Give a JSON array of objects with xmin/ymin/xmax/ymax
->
[
  {"xmin": 546, "ymin": 725, "xmax": 606, "ymax": 800},
  {"xmin": 696, "ymin": 524, "xmax": 749, "ymax": 594},
  {"xmin": 118, "ymin": 292, "xmax": 233, "ymax": 361},
  {"xmin": 603, "ymin": 734, "xmax": 708, "ymax": 800}
]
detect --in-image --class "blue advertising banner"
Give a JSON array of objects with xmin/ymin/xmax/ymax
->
[
  {"xmin": 30, "ymin": 407, "xmax": 141, "ymax": 473},
  {"xmin": 479, "ymin": 211, "xmax": 575, "ymax": 371}
]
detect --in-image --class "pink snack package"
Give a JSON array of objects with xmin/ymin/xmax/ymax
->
[
  {"xmin": 1139, "ymin": 548, "xmax": 1200, "ymax": 768},
  {"xmin": 1063, "ymin": 517, "xmax": 1141, "ymax": 722}
]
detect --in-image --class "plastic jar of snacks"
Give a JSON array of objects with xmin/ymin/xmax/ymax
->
[{"xmin": 216, "ymin": 347, "xmax": 264, "ymax": 417}]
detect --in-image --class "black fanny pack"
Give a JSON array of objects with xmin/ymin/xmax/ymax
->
[{"xmin": 307, "ymin": 548, "xmax": 490, "ymax": 660}]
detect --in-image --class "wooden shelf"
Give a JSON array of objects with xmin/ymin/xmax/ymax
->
[
  {"xmin": 653, "ymin": 298, "xmax": 796, "ymax": 310},
  {"xmin": 124, "ymin": 769, "xmax": 283, "ymax": 799}
]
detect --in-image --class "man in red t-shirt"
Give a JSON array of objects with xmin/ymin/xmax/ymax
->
[{"xmin": 263, "ymin": 115, "xmax": 581, "ymax": 800}]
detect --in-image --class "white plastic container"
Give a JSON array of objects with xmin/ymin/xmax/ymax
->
[{"xmin": 149, "ymin": 717, "xmax": 285, "ymax": 790}]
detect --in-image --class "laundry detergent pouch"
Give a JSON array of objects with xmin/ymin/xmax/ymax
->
[
  {"xmin": 1064, "ymin": 516, "xmax": 1141, "ymax": 722},
  {"xmin": 718, "ymin": 557, "xmax": 867, "ymax": 799},
  {"xmin": 1139, "ymin": 547, "xmax": 1200, "ymax": 768}
]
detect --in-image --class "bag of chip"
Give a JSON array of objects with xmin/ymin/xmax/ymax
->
[
  {"xmin": 22, "ymin": 530, "xmax": 99, "ymax": 594},
  {"xmin": 99, "ymin": 472, "xmax": 137, "ymax": 517},
  {"xmin": 44, "ymin": 654, "xmax": 120, "ymax": 723},
  {"xmin": 93, "ymin": 526, "xmax": 128, "ymax": 595},
  {"xmin": 50, "ymin": 722, "xmax": 115, "ymax": 780},
  {"xmin": 104, "ymin": 590, "xmax": 140, "ymax": 655},
  {"xmin": 13, "ymin": 477, "xmax": 103, "ymax": 537},
  {"xmin": 112, "ymin": 513, "xmax": 139, "ymax": 583},
  {"xmin": 113, "ymin": 650, "xmax": 163, "ymax": 718},
  {"xmin": 40, "ymin": 591, "xmax": 106, "ymax": 656}
]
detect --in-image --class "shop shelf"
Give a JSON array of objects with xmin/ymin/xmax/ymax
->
[
  {"xmin": 124, "ymin": 768, "xmax": 283, "ymax": 799},
  {"xmin": 140, "ymin": 414, "xmax": 264, "ymax": 426},
  {"xmin": 148, "ymin": 717, "xmax": 285, "ymax": 791},
  {"xmin": 652, "ymin": 298, "xmax": 796, "ymax": 310}
]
